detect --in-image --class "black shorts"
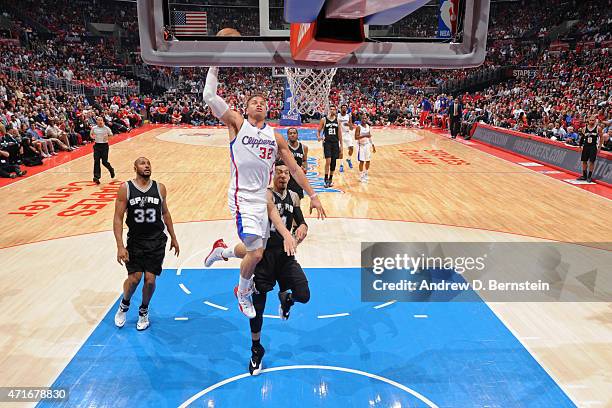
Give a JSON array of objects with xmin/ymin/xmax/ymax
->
[
  {"xmin": 323, "ymin": 141, "xmax": 340, "ymax": 159},
  {"xmin": 254, "ymin": 246, "xmax": 308, "ymax": 294},
  {"xmin": 581, "ymin": 145, "xmax": 598, "ymax": 163},
  {"xmin": 125, "ymin": 235, "xmax": 168, "ymax": 275}
]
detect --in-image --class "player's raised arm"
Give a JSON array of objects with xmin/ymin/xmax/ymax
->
[
  {"xmin": 275, "ymin": 132, "xmax": 326, "ymax": 219},
  {"xmin": 113, "ymin": 182, "xmax": 129, "ymax": 265},
  {"xmin": 203, "ymin": 67, "xmax": 244, "ymax": 139}
]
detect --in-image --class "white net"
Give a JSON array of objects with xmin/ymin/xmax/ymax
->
[{"xmin": 284, "ymin": 67, "xmax": 338, "ymax": 116}]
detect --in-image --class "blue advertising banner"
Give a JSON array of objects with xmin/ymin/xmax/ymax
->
[{"xmin": 279, "ymin": 78, "xmax": 301, "ymax": 126}]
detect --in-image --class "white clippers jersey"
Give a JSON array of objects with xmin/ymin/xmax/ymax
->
[
  {"xmin": 229, "ymin": 120, "xmax": 278, "ymax": 205},
  {"xmin": 358, "ymin": 124, "xmax": 371, "ymax": 145},
  {"xmin": 338, "ymin": 113, "xmax": 351, "ymax": 134}
]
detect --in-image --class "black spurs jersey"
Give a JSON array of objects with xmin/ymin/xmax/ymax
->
[
  {"xmin": 126, "ymin": 180, "xmax": 166, "ymax": 240},
  {"xmin": 287, "ymin": 142, "xmax": 305, "ymax": 195},
  {"xmin": 289, "ymin": 141, "xmax": 304, "ymax": 168},
  {"xmin": 323, "ymin": 116, "xmax": 339, "ymax": 144},
  {"xmin": 580, "ymin": 125, "xmax": 599, "ymax": 147},
  {"xmin": 268, "ymin": 188, "xmax": 299, "ymax": 248}
]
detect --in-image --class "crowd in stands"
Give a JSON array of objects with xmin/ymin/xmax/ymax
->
[
  {"xmin": 0, "ymin": 71, "xmax": 144, "ymax": 177},
  {"xmin": 1, "ymin": 40, "xmax": 136, "ymax": 90},
  {"xmin": 1, "ymin": 0, "xmax": 611, "ymax": 177}
]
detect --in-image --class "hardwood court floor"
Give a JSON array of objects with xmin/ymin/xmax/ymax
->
[{"xmin": 0, "ymin": 125, "xmax": 610, "ymax": 407}]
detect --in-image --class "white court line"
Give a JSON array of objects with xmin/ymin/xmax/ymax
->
[
  {"xmin": 178, "ymin": 365, "xmax": 439, "ymax": 408},
  {"xmin": 413, "ymin": 314, "xmax": 428, "ymax": 318},
  {"xmin": 174, "ymin": 317, "xmax": 189, "ymax": 321},
  {"xmin": 203, "ymin": 301, "xmax": 228, "ymax": 311},
  {"xmin": 317, "ymin": 313, "xmax": 350, "ymax": 319},
  {"xmin": 263, "ymin": 314, "xmax": 281, "ymax": 319},
  {"xmin": 179, "ymin": 283, "xmax": 192, "ymax": 295},
  {"xmin": 373, "ymin": 300, "xmax": 397, "ymax": 309},
  {"xmin": 176, "ymin": 248, "xmax": 207, "ymax": 276}
]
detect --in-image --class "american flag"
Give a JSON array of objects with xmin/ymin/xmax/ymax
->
[{"xmin": 171, "ymin": 11, "xmax": 208, "ymax": 36}]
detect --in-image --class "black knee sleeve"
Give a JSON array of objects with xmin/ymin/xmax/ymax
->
[
  {"xmin": 291, "ymin": 283, "xmax": 310, "ymax": 304},
  {"xmin": 330, "ymin": 158, "xmax": 337, "ymax": 172},
  {"xmin": 249, "ymin": 292, "xmax": 267, "ymax": 333}
]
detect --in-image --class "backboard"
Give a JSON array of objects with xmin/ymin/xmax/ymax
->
[{"xmin": 137, "ymin": 0, "xmax": 490, "ymax": 69}]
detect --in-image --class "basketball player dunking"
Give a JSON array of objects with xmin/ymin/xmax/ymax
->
[
  {"xmin": 338, "ymin": 104, "xmax": 354, "ymax": 169},
  {"xmin": 317, "ymin": 105, "xmax": 343, "ymax": 187},
  {"xmin": 113, "ymin": 157, "xmax": 180, "ymax": 330},
  {"xmin": 286, "ymin": 127, "xmax": 308, "ymax": 201},
  {"xmin": 203, "ymin": 160, "xmax": 310, "ymax": 375},
  {"xmin": 577, "ymin": 116, "xmax": 603, "ymax": 183},
  {"xmin": 202, "ymin": 64, "xmax": 325, "ymax": 319}
]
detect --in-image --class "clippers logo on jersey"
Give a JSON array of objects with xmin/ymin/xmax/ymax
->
[{"xmin": 242, "ymin": 135, "xmax": 277, "ymax": 150}]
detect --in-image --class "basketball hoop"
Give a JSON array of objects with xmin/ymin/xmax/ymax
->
[{"xmin": 284, "ymin": 67, "xmax": 337, "ymax": 116}]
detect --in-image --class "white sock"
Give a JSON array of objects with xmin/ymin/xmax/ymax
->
[
  {"xmin": 222, "ymin": 247, "xmax": 235, "ymax": 259},
  {"xmin": 238, "ymin": 275, "xmax": 251, "ymax": 292}
]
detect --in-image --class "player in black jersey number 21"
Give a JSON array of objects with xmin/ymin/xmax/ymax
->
[
  {"xmin": 112, "ymin": 157, "xmax": 180, "ymax": 331},
  {"xmin": 317, "ymin": 105, "xmax": 343, "ymax": 188}
]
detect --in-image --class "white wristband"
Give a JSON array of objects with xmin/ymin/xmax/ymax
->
[{"xmin": 309, "ymin": 193, "xmax": 318, "ymax": 199}]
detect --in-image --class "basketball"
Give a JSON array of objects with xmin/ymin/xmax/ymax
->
[{"xmin": 216, "ymin": 27, "xmax": 241, "ymax": 37}]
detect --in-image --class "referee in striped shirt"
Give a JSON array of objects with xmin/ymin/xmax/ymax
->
[{"xmin": 91, "ymin": 116, "xmax": 115, "ymax": 184}]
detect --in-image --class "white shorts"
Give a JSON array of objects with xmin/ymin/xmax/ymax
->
[
  {"xmin": 342, "ymin": 130, "xmax": 355, "ymax": 148},
  {"xmin": 357, "ymin": 142, "xmax": 372, "ymax": 162},
  {"xmin": 228, "ymin": 198, "xmax": 269, "ymax": 247}
]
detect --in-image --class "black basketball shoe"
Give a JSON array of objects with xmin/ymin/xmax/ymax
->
[
  {"xmin": 249, "ymin": 343, "xmax": 265, "ymax": 376},
  {"xmin": 278, "ymin": 291, "xmax": 294, "ymax": 320}
]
